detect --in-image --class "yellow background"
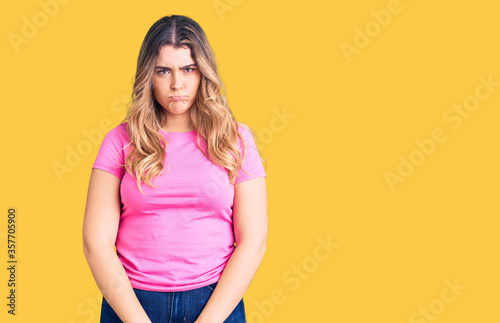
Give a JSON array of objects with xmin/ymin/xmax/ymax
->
[{"xmin": 1, "ymin": 0, "xmax": 499, "ymax": 322}]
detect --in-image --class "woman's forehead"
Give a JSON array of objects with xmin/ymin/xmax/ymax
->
[{"xmin": 156, "ymin": 45, "xmax": 194, "ymax": 65}]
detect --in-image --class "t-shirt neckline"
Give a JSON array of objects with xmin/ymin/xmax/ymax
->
[{"xmin": 159, "ymin": 128, "xmax": 198, "ymax": 138}]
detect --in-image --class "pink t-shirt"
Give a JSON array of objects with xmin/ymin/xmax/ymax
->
[{"xmin": 91, "ymin": 122, "xmax": 266, "ymax": 292}]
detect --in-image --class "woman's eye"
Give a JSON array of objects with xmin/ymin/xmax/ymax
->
[{"xmin": 157, "ymin": 68, "xmax": 195, "ymax": 75}]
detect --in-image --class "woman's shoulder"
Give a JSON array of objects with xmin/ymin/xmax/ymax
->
[
  {"xmin": 236, "ymin": 122, "xmax": 255, "ymax": 138},
  {"xmin": 98, "ymin": 122, "xmax": 131, "ymax": 151},
  {"xmin": 236, "ymin": 122, "xmax": 257, "ymax": 142},
  {"xmin": 104, "ymin": 122, "xmax": 129, "ymax": 140}
]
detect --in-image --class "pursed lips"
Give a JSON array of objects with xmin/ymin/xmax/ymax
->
[{"xmin": 169, "ymin": 96, "xmax": 187, "ymax": 101}]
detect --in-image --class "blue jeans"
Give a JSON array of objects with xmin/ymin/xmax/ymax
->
[{"xmin": 100, "ymin": 282, "xmax": 246, "ymax": 323}]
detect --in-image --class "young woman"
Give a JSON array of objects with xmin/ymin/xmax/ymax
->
[{"xmin": 82, "ymin": 15, "xmax": 268, "ymax": 323}]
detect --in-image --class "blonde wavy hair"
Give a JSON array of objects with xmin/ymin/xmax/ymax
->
[{"xmin": 119, "ymin": 15, "xmax": 262, "ymax": 193}]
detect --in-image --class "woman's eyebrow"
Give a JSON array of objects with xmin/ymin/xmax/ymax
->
[{"xmin": 155, "ymin": 63, "xmax": 197, "ymax": 70}]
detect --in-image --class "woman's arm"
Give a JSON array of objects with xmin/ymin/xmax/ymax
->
[
  {"xmin": 195, "ymin": 176, "xmax": 268, "ymax": 323},
  {"xmin": 82, "ymin": 169, "xmax": 152, "ymax": 323}
]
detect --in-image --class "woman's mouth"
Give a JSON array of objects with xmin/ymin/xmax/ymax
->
[{"xmin": 170, "ymin": 96, "xmax": 187, "ymax": 101}]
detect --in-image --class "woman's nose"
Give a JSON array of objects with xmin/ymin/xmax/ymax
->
[{"xmin": 171, "ymin": 73, "xmax": 183, "ymax": 90}]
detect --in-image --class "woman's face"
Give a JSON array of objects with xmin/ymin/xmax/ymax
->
[{"xmin": 152, "ymin": 45, "xmax": 201, "ymax": 120}]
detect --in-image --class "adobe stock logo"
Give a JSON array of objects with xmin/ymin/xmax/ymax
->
[
  {"xmin": 7, "ymin": 0, "xmax": 73, "ymax": 54},
  {"xmin": 256, "ymin": 106, "xmax": 295, "ymax": 151},
  {"xmin": 408, "ymin": 277, "xmax": 467, "ymax": 323},
  {"xmin": 67, "ymin": 290, "xmax": 103, "ymax": 323},
  {"xmin": 247, "ymin": 235, "xmax": 340, "ymax": 323},
  {"xmin": 340, "ymin": 0, "xmax": 417, "ymax": 63},
  {"xmin": 385, "ymin": 73, "xmax": 499, "ymax": 192},
  {"xmin": 52, "ymin": 93, "xmax": 129, "ymax": 182},
  {"xmin": 213, "ymin": 0, "xmax": 243, "ymax": 21}
]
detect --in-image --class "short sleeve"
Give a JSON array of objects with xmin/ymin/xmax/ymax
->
[
  {"xmin": 234, "ymin": 126, "xmax": 266, "ymax": 184},
  {"xmin": 92, "ymin": 124, "xmax": 128, "ymax": 179}
]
